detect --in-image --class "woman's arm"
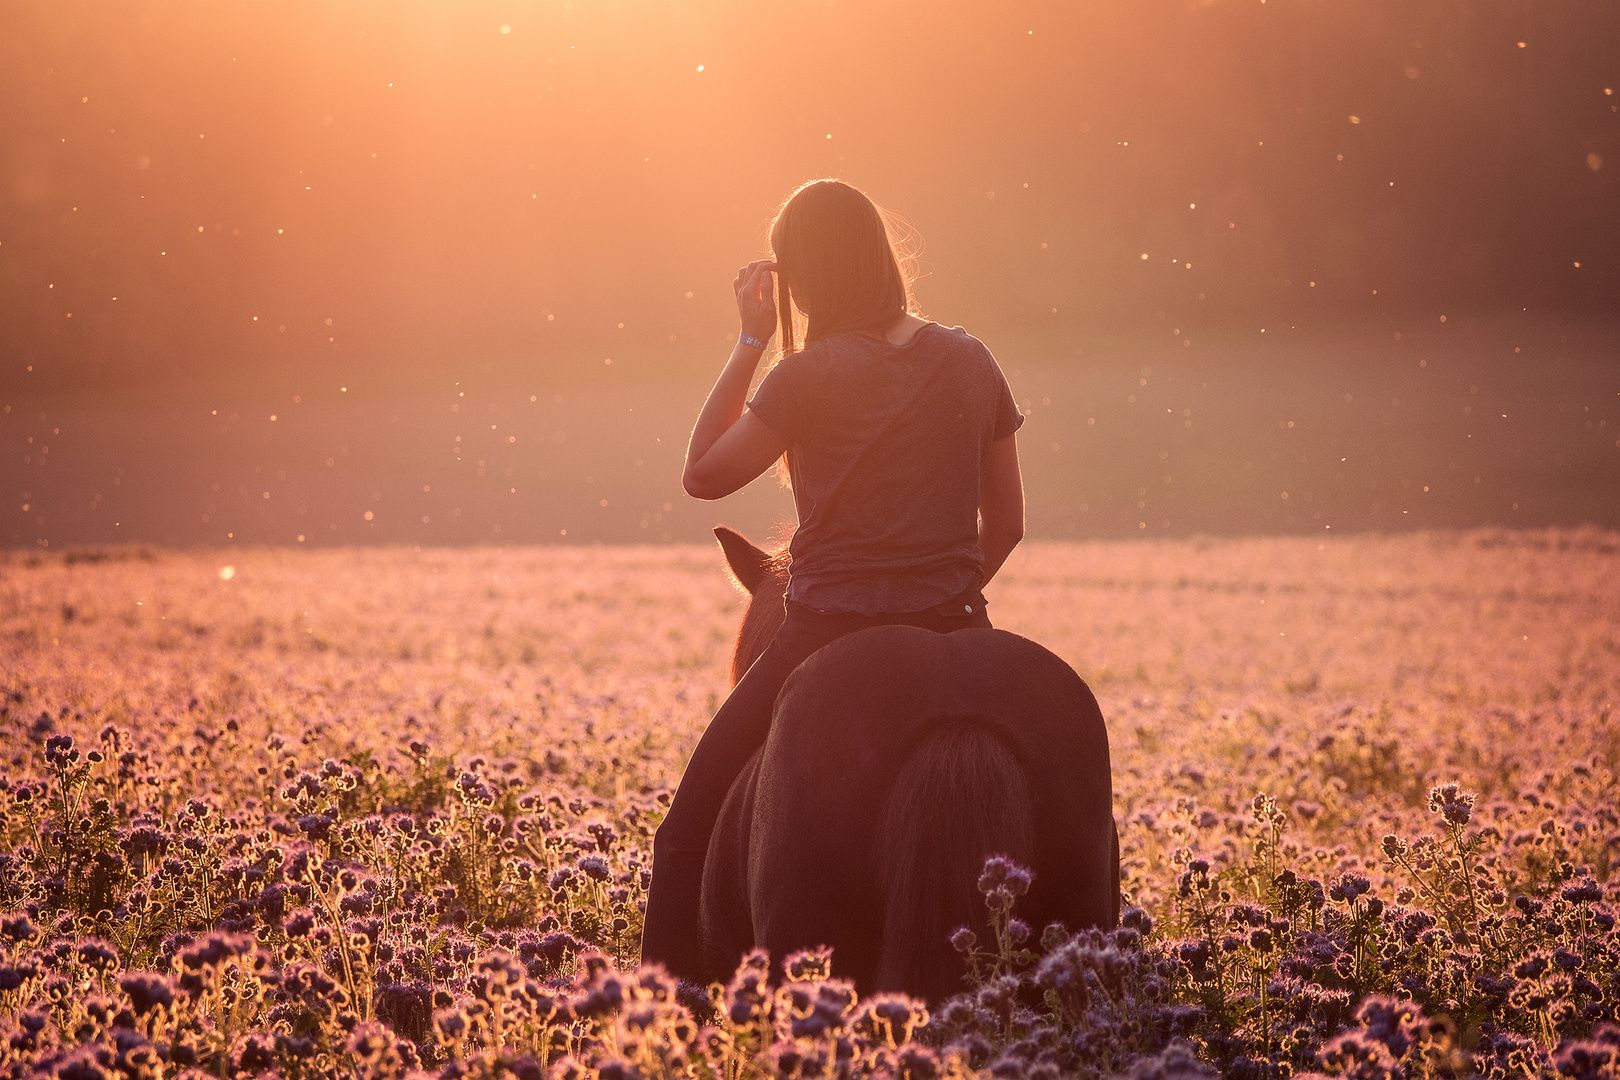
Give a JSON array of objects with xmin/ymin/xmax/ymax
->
[
  {"xmin": 682, "ymin": 260, "xmax": 789, "ymax": 500},
  {"xmin": 977, "ymin": 432, "xmax": 1025, "ymax": 584}
]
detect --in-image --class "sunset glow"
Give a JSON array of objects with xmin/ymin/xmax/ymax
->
[
  {"xmin": 1, "ymin": 4, "xmax": 1617, "ymax": 1076},
  {"xmin": 4, "ymin": 2, "xmax": 1615, "ymax": 546}
]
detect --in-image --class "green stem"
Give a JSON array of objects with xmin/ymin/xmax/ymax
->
[
  {"xmin": 318, "ymin": 885, "xmax": 364, "ymax": 1020},
  {"xmin": 1448, "ymin": 825, "xmax": 1479, "ymax": 932}
]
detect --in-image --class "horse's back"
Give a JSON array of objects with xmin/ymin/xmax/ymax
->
[{"xmin": 745, "ymin": 625, "xmax": 1115, "ymax": 983}]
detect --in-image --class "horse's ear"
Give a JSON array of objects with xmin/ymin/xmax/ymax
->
[{"xmin": 714, "ymin": 525, "xmax": 770, "ymax": 595}]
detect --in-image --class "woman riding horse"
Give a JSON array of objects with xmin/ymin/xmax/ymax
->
[
  {"xmin": 696, "ymin": 526, "xmax": 1118, "ymax": 1001},
  {"xmin": 641, "ymin": 178, "xmax": 1027, "ymax": 982}
]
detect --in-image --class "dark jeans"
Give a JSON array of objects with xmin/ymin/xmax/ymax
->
[{"xmin": 640, "ymin": 590, "xmax": 993, "ymax": 981}]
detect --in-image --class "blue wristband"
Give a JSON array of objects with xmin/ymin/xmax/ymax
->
[{"xmin": 738, "ymin": 332, "xmax": 769, "ymax": 351}]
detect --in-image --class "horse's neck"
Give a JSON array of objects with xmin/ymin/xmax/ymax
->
[{"xmin": 731, "ymin": 574, "xmax": 790, "ymax": 686}]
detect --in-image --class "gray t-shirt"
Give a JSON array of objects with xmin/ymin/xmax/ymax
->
[{"xmin": 746, "ymin": 322, "xmax": 1023, "ymax": 616}]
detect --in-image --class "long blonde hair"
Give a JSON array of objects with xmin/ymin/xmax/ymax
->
[{"xmin": 769, "ymin": 179, "xmax": 916, "ymax": 354}]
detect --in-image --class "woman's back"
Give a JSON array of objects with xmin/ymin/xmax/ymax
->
[
  {"xmin": 646, "ymin": 178, "xmax": 1027, "ymax": 983},
  {"xmin": 748, "ymin": 323, "xmax": 1022, "ymax": 615}
]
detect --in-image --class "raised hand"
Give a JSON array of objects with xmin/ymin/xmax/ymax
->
[{"xmin": 733, "ymin": 259, "xmax": 778, "ymax": 342}]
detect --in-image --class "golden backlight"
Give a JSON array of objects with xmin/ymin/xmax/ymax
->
[{"xmin": 1, "ymin": 1, "xmax": 1615, "ymax": 545}]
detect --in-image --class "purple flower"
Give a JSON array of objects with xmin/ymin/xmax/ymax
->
[
  {"xmin": 1328, "ymin": 872, "xmax": 1371, "ymax": 903},
  {"xmin": 784, "ymin": 946, "xmax": 834, "ymax": 982},
  {"xmin": 282, "ymin": 908, "xmax": 316, "ymax": 937},
  {"xmin": 724, "ymin": 950, "xmax": 772, "ymax": 1026},
  {"xmin": 118, "ymin": 971, "xmax": 177, "ymax": 1015},
  {"xmin": 1428, "ymin": 783, "xmax": 1476, "ymax": 826},
  {"xmin": 235, "ymin": 1032, "xmax": 277, "ymax": 1074},
  {"xmin": 1553, "ymin": 1023, "xmax": 1620, "ymax": 1080},
  {"xmin": 44, "ymin": 734, "xmax": 80, "ymax": 768},
  {"xmin": 123, "ymin": 825, "xmax": 169, "ymax": 859},
  {"xmin": 1353, "ymin": 994, "xmax": 1426, "ymax": 1060},
  {"xmin": 1562, "ymin": 880, "xmax": 1604, "ymax": 905},
  {"xmin": 1, "ymin": 913, "xmax": 39, "ymax": 944},
  {"xmin": 76, "ymin": 938, "xmax": 120, "ymax": 972}
]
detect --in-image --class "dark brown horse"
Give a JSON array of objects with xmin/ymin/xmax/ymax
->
[{"xmin": 698, "ymin": 526, "xmax": 1119, "ymax": 1003}]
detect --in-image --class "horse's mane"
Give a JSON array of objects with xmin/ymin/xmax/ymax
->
[{"xmin": 729, "ymin": 535, "xmax": 792, "ymax": 687}]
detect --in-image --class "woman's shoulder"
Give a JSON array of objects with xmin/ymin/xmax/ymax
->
[
  {"xmin": 784, "ymin": 322, "xmax": 994, "ymax": 370},
  {"xmin": 918, "ymin": 322, "xmax": 997, "ymax": 365},
  {"xmin": 913, "ymin": 320, "xmax": 980, "ymax": 344}
]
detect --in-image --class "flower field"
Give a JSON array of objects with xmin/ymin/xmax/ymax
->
[{"xmin": 0, "ymin": 528, "xmax": 1616, "ymax": 1079}]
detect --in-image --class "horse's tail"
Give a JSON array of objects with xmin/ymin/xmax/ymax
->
[{"xmin": 873, "ymin": 718, "xmax": 1034, "ymax": 1001}]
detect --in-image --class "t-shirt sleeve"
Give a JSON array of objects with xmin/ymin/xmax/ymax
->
[
  {"xmin": 990, "ymin": 360, "xmax": 1024, "ymax": 440},
  {"xmin": 746, "ymin": 356, "xmax": 808, "ymax": 445}
]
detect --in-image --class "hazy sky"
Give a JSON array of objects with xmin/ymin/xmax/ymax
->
[
  {"xmin": 4, "ymin": 2, "xmax": 1617, "ymax": 549},
  {"xmin": 4, "ymin": 1, "xmax": 1615, "ymax": 396}
]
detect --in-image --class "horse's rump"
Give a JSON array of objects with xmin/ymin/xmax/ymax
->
[{"xmin": 738, "ymin": 625, "xmax": 1116, "ymax": 994}]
